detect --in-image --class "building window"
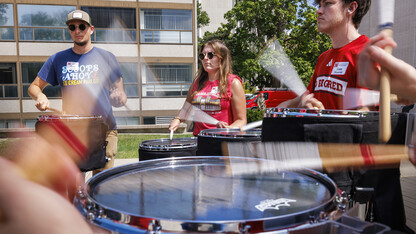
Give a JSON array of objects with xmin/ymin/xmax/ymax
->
[
  {"xmin": 142, "ymin": 64, "xmax": 192, "ymax": 96},
  {"xmin": 120, "ymin": 63, "xmax": 139, "ymax": 97},
  {"xmin": 142, "ymin": 116, "xmax": 155, "ymax": 125},
  {"xmin": 0, "ymin": 4, "xmax": 15, "ymax": 41},
  {"xmin": 81, "ymin": 7, "xmax": 136, "ymax": 43},
  {"xmin": 21, "ymin": 63, "xmax": 61, "ymax": 98},
  {"xmin": 18, "ymin": 4, "xmax": 75, "ymax": 41},
  {"xmin": 116, "ymin": 117, "xmax": 139, "ymax": 126},
  {"xmin": 0, "ymin": 63, "xmax": 17, "ymax": 98},
  {"xmin": 140, "ymin": 9, "xmax": 192, "ymax": 44},
  {"xmin": 0, "ymin": 119, "xmax": 20, "ymax": 128}
]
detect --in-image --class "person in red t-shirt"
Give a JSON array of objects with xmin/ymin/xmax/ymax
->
[
  {"xmin": 278, "ymin": 0, "xmax": 374, "ymax": 111},
  {"xmin": 278, "ymin": 1, "xmax": 413, "ymax": 233},
  {"xmin": 169, "ymin": 40, "xmax": 247, "ymax": 136}
]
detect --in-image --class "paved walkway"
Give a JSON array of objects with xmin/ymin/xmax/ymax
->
[{"xmin": 86, "ymin": 158, "xmax": 416, "ymax": 232}]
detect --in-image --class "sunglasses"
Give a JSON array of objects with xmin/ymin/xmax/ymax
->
[
  {"xmin": 68, "ymin": 24, "xmax": 87, "ymax": 32},
  {"xmin": 199, "ymin": 52, "xmax": 216, "ymax": 60}
]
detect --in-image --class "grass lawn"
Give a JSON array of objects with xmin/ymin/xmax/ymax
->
[{"xmin": 0, "ymin": 133, "xmax": 194, "ymax": 159}]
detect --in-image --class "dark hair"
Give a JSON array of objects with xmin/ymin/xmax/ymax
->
[
  {"xmin": 314, "ymin": 0, "xmax": 371, "ymax": 29},
  {"xmin": 194, "ymin": 39, "xmax": 233, "ymax": 98}
]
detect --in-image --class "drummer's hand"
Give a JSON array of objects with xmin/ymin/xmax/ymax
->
[
  {"xmin": 2, "ymin": 136, "xmax": 82, "ymax": 201},
  {"xmin": 0, "ymin": 157, "xmax": 94, "ymax": 234},
  {"xmin": 299, "ymin": 92, "xmax": 325, "ymax": 110},
  {"xmin": 109, "ymin": 88, "xmax": 127, "ymax": 107},
  {"xmin": 409, "ymin": 144, "xmax": 416, "ymax": 167},
  {"xmin": 216, "ymin": 121, "xmax": 229, "ymax": 128},
  {"xmin": 169, "ymin": 118, "xmax": 181, "ymax": 132},
  {"xmin": 394, "ymin": 95, "xmax": 414, "ymax": 106},
  {"xmin": 358, "ymin": 31, "xmax": 397, "ymax": 90},
  {"xmin": 35, "ymin": 93, "xmax": 50, "ymax": 111}
]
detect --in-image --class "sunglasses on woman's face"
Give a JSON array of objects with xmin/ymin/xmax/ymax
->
[
  {"xmin": 199, "ymin": 52, "xmax": 216, "ymax": 60},
  {"xmin": 68, "ymin": 24, "xmax": 87, "ymax": 32}
]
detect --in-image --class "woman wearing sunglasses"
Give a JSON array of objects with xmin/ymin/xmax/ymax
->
[{"xmin": 169, "ymin": 39, "xmax": 247, "ymax": 136}]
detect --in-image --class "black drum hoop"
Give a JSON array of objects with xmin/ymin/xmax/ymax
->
[
  {"xmin": 265, "ymin": 107, "xmax": 379, "ymax": 118},
  {"xmin": 198, "ymin": 128, "xmax": 262, "ymax": 139},
  {"xmin": 139, "ymin": 137, "xmax": 197, "ymax": 151}
]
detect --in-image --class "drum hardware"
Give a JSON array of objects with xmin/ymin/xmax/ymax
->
[
  {"xmin": 239, "ymin": 224, "xmax": 251, "ymax": 234},
  {"xmin": 265, "ymin": 108, "xmax": 369, "ymax": 118},
  {"xmin": 148, "ymin": 220, "xmax": 162, "ymax": 234},
  {"xmin": 354, "ymin": 187, "xmax": 375, "ymax": 221}
]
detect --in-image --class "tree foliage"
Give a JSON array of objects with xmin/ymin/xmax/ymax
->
[
  {"xmin": 197, "ymin": 2, "xmax": 210, "ymax": 28},
  {"xmin": 200, "ymin": 0, "xmax": 331, "ymax": 90}
]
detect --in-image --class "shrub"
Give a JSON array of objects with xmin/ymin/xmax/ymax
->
[{"xmin": 246, "ymin": 108, "xmax": 264, "ymax": 123}]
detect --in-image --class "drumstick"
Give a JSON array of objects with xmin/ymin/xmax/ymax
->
[
  {"xmin": 177, "ymin": 101, "xmax": 219, "ymax": 125},
  {"xmin": 46, "ymin": 107, "xmax": 64, "ymax": 115},
  {"xmin": 169, "ymin": 129, "xmax": 174, "ymax": 141},
  {"xmin": 377, "ymin": 0, "xmax": 395, "ymax": 143},
  {"xmin": 257, "ymin": 38, "xmax": 306, "ymax": 96},
  {"xmin": 240, "ymin": 120, "xmax": 263, "ymax": 132},
  {"xmin": 343, "ymin": 88, "xmax": 399, "ymax": 110},
  {"xmin": 223, "ymin": 141, "xmax": 408, "ymax": 174}
]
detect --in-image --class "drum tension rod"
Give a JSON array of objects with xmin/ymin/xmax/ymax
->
[{"xmin": 148, "ymin": 220, "xmax": 162, "ymax": 233}]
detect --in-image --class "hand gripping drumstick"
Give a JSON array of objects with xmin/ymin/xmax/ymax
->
[{"xmin": 377, "ymin": 0, "xmax": 395, "ymax": 143}]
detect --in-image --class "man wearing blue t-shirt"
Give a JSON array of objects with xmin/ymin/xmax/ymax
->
[{"xmin": 28, "ymin": 10, "xmax": 127, "ymax": 174}]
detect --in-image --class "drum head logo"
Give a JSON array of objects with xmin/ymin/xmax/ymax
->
[{"xmin": 255, "ymin": 198, "xmax": 297, "ymax": 212}]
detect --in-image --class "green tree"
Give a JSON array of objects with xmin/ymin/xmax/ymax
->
[
  {"xmin": 201, "ymin": 0, "xmax": 331, "ymax": 90},
  {"xmin": 197, "ymin": 2, "xmax": 210, "ymax": 28},
  {"xmin": 0, "ymin": 4, "xmax": 10, "ymax": 26}
]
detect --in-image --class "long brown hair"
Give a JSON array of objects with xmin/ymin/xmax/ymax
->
[{"xmin": 194, "ymin": 39, "xmax": 233, "ymax": 99}]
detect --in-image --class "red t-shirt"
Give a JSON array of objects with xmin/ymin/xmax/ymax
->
[
  {"xmin": 307, "ymin": 35, "xmax": 370, "ymax": 110},
  {"xmin": 191, "ymin": 74, "xmax": 242, "ymax": 136}
]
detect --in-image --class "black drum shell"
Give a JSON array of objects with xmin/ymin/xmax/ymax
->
[
  {"xmin": 197, "ymin": 128, "xmax": 262, "ymax": 156},
  {"xmin": 138, "ymin": 137, "xmax": 197, "ymax": 161}
]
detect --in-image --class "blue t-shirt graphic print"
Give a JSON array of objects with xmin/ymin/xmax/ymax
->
[{"xmin": 38, "ymin": 47, "xmax": 122, "ymax": 130}]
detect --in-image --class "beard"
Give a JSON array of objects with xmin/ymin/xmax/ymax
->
[{"xmin": 75, "ymin": 40, "xmax": 87, "ymax": 47}]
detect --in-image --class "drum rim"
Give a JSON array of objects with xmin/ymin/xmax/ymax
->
[
  {"xmin": 75, "ymin": 156, "xmax": 338, "ymax": 233},
  {"xmin": 37, "ymin": 114, "xmax": 103, "ymax": 121},
  {"xmin": 265, "ymin": 107, "xmax": 381, "ymax": 118},
  {"xmin": 139, "ymin": 137, "xmax": 197, "ymax": 150},
  {"xmin": 198, "ymin": 128, "xmax": 262, "ymax": 138}
]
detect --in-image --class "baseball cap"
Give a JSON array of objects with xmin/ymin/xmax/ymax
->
[{"xmin": 66, "ymin": 10, "xmax": 91, "ymax": 26}]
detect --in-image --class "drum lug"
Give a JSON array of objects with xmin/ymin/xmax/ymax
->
[
  {"xmin": 85, "ymin": 201, "xmax": 103, "ymax": 221},
  {"xmin": 148, "ymin": 220, "xmax": 162, "ymax": 234},
  {"xmin": 335, "ymin": 191, "xmax": 349, "ymax": 212},
  {"xmin": 239, "ymin": 223, "xmax": 251, "ymax": 234},
  {"xmin": 327, "ymin": 191, "xmax": 350, "ymax": 220},
  {"xmin": 309, "ymin": 211, "xmax": 328, "ymax": 223}
]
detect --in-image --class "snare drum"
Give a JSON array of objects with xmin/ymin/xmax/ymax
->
[
  {"xmin": 261, "ymin": 107, "xmax": 411, "ymax": 230},
  {"xmin": 262, "ymin": 108, "xmax": 409, "ymax": 144},
  {"xmin": 74, "ymin": 156, "xmax": 338, "ymax": 233},
  {"xmin": 138, "ymin": 137, "xmax": 197, "ymax": 161},
  {"xmin": 35, "ymin": 115, "xmax": 108, "ymax": 172},
  {"xmin": 197, "ymin": 128, "xmax": 262, "ymax": 156}
]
